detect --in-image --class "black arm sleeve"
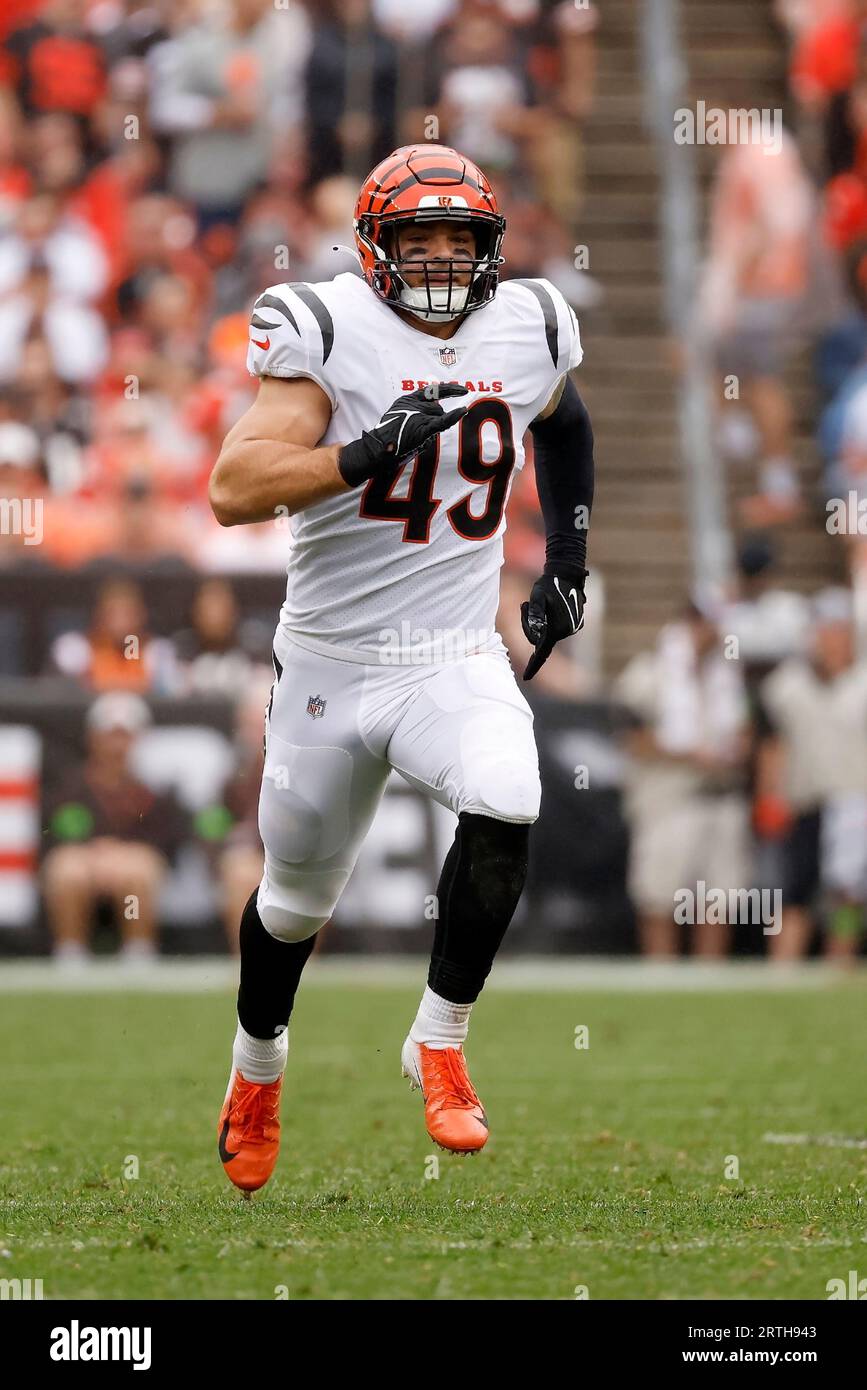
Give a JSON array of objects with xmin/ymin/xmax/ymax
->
[{"xmin": 529, "ymin": 375, "xmax": 594, "ymax": 575}]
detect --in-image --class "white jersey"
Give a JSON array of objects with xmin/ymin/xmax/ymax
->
[{"xmin": 247, "ymin": 271, "xmax": 582, "ymax": 664}]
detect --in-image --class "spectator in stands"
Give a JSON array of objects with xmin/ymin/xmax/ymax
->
[
  {"xmin": 82, "ymin": 476, "xmax": 195, "ymax": 574},
  {"xmin": 755, "ymin": 586, "xmax": 867, "ymax": 961},
  {"xmin": 439, "ymin": 7, "xmax": 533, "ymax": 176},
  {"xmin": 215, "ymin": 673, "xmax": 270, "ymax": 952},
  {"xmin": 0, "ymin": 185, "xmax": 109, "ymax": 303},
  {"xmin": 524, "ymin": 1, "xmax": 598, "ymax": 239},
  {"xmin": 114, "ymin": 193, "xmax": 208, "ymax": 325},
  {"xmin": 294, "ymin": 174, "xmax": 360, "ymax": 284},
  {"xmin": 304, "ymin": 0, "xmax": 400, "ymax": 184},
  {"xmin": 616, "ymin": 602, "xmax": 751, "ymax": 958},
  {"xmin": 41, "ymin": 691, "xmax": 187, "ymax": 965},
  {"xmin": 0, "ymin": 253, "xmax": 109, "ymax": 388},
  {"xmin": 9, "ymin": 338, "xmax": 89, "ymax": 493},
  {"xmin": 3, "ymin": 0, "xmax": 107, "ymax": 134},
  {"xmin": 148, "ymin": 0, "xmax": 310, "ymax": 226},
  {"xmin": 699, "ymin": 128, "xmax": 815, "ymax": 527},
  {"xmin": 48, "ymin": 575, "xmax": 177, "ymax": 691},
  {"xmin": 85, "ymin": 384, "xmax": 209, "ymax": 504},
  {"xmin": 173, "ymin": 576, "xmax": 254, "ymax": 696},
  {"xmin": 788, "ymin": 0, "xmax": 867, "ymax": 114},
  {"xmin": 722, "ymin": 534, "xmax": 811, "ymax": 674}
]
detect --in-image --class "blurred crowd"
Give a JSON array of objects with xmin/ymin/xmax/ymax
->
[
  {"xmin": 617, "ymin": 550, "xmax": 867, "ymax": 965},
  {"xmin": 698, "ymin": 1, "xmax": 867, "ymax": 563},
  {"xmin": 0, "ymin": 0, "xmax": 602, "ymax": 959},
  {"xmin": 649, "ymin": 0, "xmax": 867, "ymax": 963},
  {"xmin": 0, "ymin": 0, "xmax": 598, "ymax": 579},
  {"xmin": 2, "ymin": 0, "xmax": 865, "ymax": 966}
]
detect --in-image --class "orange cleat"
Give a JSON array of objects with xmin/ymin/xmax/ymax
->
[
  {"xmin": 401, "ymin": 1037, "xmax": 489, "ymax": 1154},
  {"xmin": 217, "ymin": 1067, "xmax": 283, "ymax": 1192}
]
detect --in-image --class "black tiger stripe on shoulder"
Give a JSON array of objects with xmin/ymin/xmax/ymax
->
[
  {"xmin": 252, "ymin": 293, "xmax": 301, "ymax": 337},
  {"xmin": 287, "ymin": 283, "xmax": 335, "ymax": 364},
  {"xmin": 512, "ymin": 279, "xmax": 560, "ymax": 368}
]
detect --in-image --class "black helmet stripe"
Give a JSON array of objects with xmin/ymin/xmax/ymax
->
[{"xmin": 379, "ymin": 167, "xmax": 481, "ymax": 211}]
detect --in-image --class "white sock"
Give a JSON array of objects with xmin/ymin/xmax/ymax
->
[
  {"xmin": 232, "ymin": 1021, "xmax": 288, "ymax": 1085},
  {"xmin": 409, "ymin": 986, "xmax": 472, "ymax": 1050}
]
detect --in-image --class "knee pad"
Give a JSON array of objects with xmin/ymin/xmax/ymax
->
[
  {"xmin": 256, "ymin": 899, "xmax": 323, "ymax": 944},
  {"xmin": 458, "ymin": 709, "xmax": 541, "ymax": 823},
  {"xmin": 258, "ymin": 740, "xmax": 353, "ymax": 864},
  {"xmin": 256, "ymin": 856, "xmax": 348, "ymax": 943},
  {"xmin": 461, "ymin": 754, "xmax": 541, "ymax": 823}
]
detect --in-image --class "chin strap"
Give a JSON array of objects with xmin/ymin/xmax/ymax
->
[{"xmin": 398, "ymin": 283, "xmax": 470, "ymax": 321}]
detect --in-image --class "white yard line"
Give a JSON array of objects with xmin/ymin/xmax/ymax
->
[
  {"xmin": 0, "ymin": 957, "xmax": 861, "ymax": 993},
  {"xmin": 762, "ymin": 1132, "xmax": 867, "ymax": 1150}
]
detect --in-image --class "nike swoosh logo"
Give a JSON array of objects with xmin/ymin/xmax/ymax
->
[
  {"xmin": 552, "ymin": 578, "xmax": 586, "ymax": 633},
  {"xmin": 252, "ymin": 336, "xmax": 271, "ymax": 350},
  {"xmin": 554, "ymin": 577, "xmax": 582, "ymax": 632},
  {"xmin": 379, "ymin": 407, "xmax": 419, "ymax": 456},
  {"xmin": 218, "ymin": 1117, "xmax": 239, "ymax": 1163}
]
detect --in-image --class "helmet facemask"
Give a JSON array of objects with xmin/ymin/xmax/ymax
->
[{"xmin": 355, "ymin": 210, "xmax": 505, "ymax": 323}]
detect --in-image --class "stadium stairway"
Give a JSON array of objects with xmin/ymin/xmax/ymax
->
[
  {"xmin": 575, "ymin": 0, "xmax": 842, "ymax": 678},
  {"xmin": 575, "ymin": 0, "xmax": 689, "ymax": 676}
]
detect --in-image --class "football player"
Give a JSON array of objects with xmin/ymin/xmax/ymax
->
[{"xmin": 209, "ymin": 144, "xmax": 595, "ymax": 1190}]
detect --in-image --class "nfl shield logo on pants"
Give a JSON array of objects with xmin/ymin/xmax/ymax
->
[
  {"xmin": 438, "ymin": 346, "xmax": 457, "ymax": 368},
  {"xmin": 306, "ymin": 694, "xmax": 326, "ymax": 720}
]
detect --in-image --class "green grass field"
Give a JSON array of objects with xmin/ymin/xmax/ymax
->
[{"xmin": 1, "ymin": 974, "xmax": 865, "ymax": 1300}]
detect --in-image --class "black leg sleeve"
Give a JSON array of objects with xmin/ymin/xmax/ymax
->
[
  {"xmin": 428, "ymin": 812, "xmax": 530, "ymax": 1004},
  {"xmin": 236, "ymin": 891, "xmax": 317, "ymax": 1038}
]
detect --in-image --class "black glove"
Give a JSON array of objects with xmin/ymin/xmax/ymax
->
[
  {"xmin": 338, "ymin": 383, "xmax": 469, "ymax": 487},
  {"xmin": 520, "ymin": 567, "xmax": 587, "ymax": 681}
]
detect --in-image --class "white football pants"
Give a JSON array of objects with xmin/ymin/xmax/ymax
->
[{"xmin": 256, "ymin": 629, "xmax": 541, "ymax": 943}]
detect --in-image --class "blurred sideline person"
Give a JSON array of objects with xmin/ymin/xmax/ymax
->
[
  {"xmin": 172, "ymin": 576, "xmax": 253, "ymax": 697},
  {"xmin": 756, "ymin": 587, "xmax": 867, "ymax": 962},
  {"xmin": 616, "ymin": 603, "xmax": 750, "ymax": 958},
  {"xmin": 698, "ymin": 129, "xmax": 814, "ymax": 527},
  {"xmin": 208, "ymin": 144, "xmax": 594, "ymax": 1190},
  {"xmin": 217, "ymin": 675, "xmax": 270, "ymax": 955},
  {"xmin": 41, "ymin": 692, "xmax": 187, "ymax": 966},
  {"xmin": 48, "ymin": 575, "xmax": 177, "ymax": 692}
]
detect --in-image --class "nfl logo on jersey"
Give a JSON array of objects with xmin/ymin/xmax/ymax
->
[
  {"xmin": 438, "ymin": 346, "xmax": 457, "ymax": 367},
  {"xmin": 306, "ymin": 694, "xmax": 327, "ymax": 720}
]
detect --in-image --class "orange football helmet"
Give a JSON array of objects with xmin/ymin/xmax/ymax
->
[{"xmin": 353, "ymin": 144, "xmax": 505, "ymax": 322}]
